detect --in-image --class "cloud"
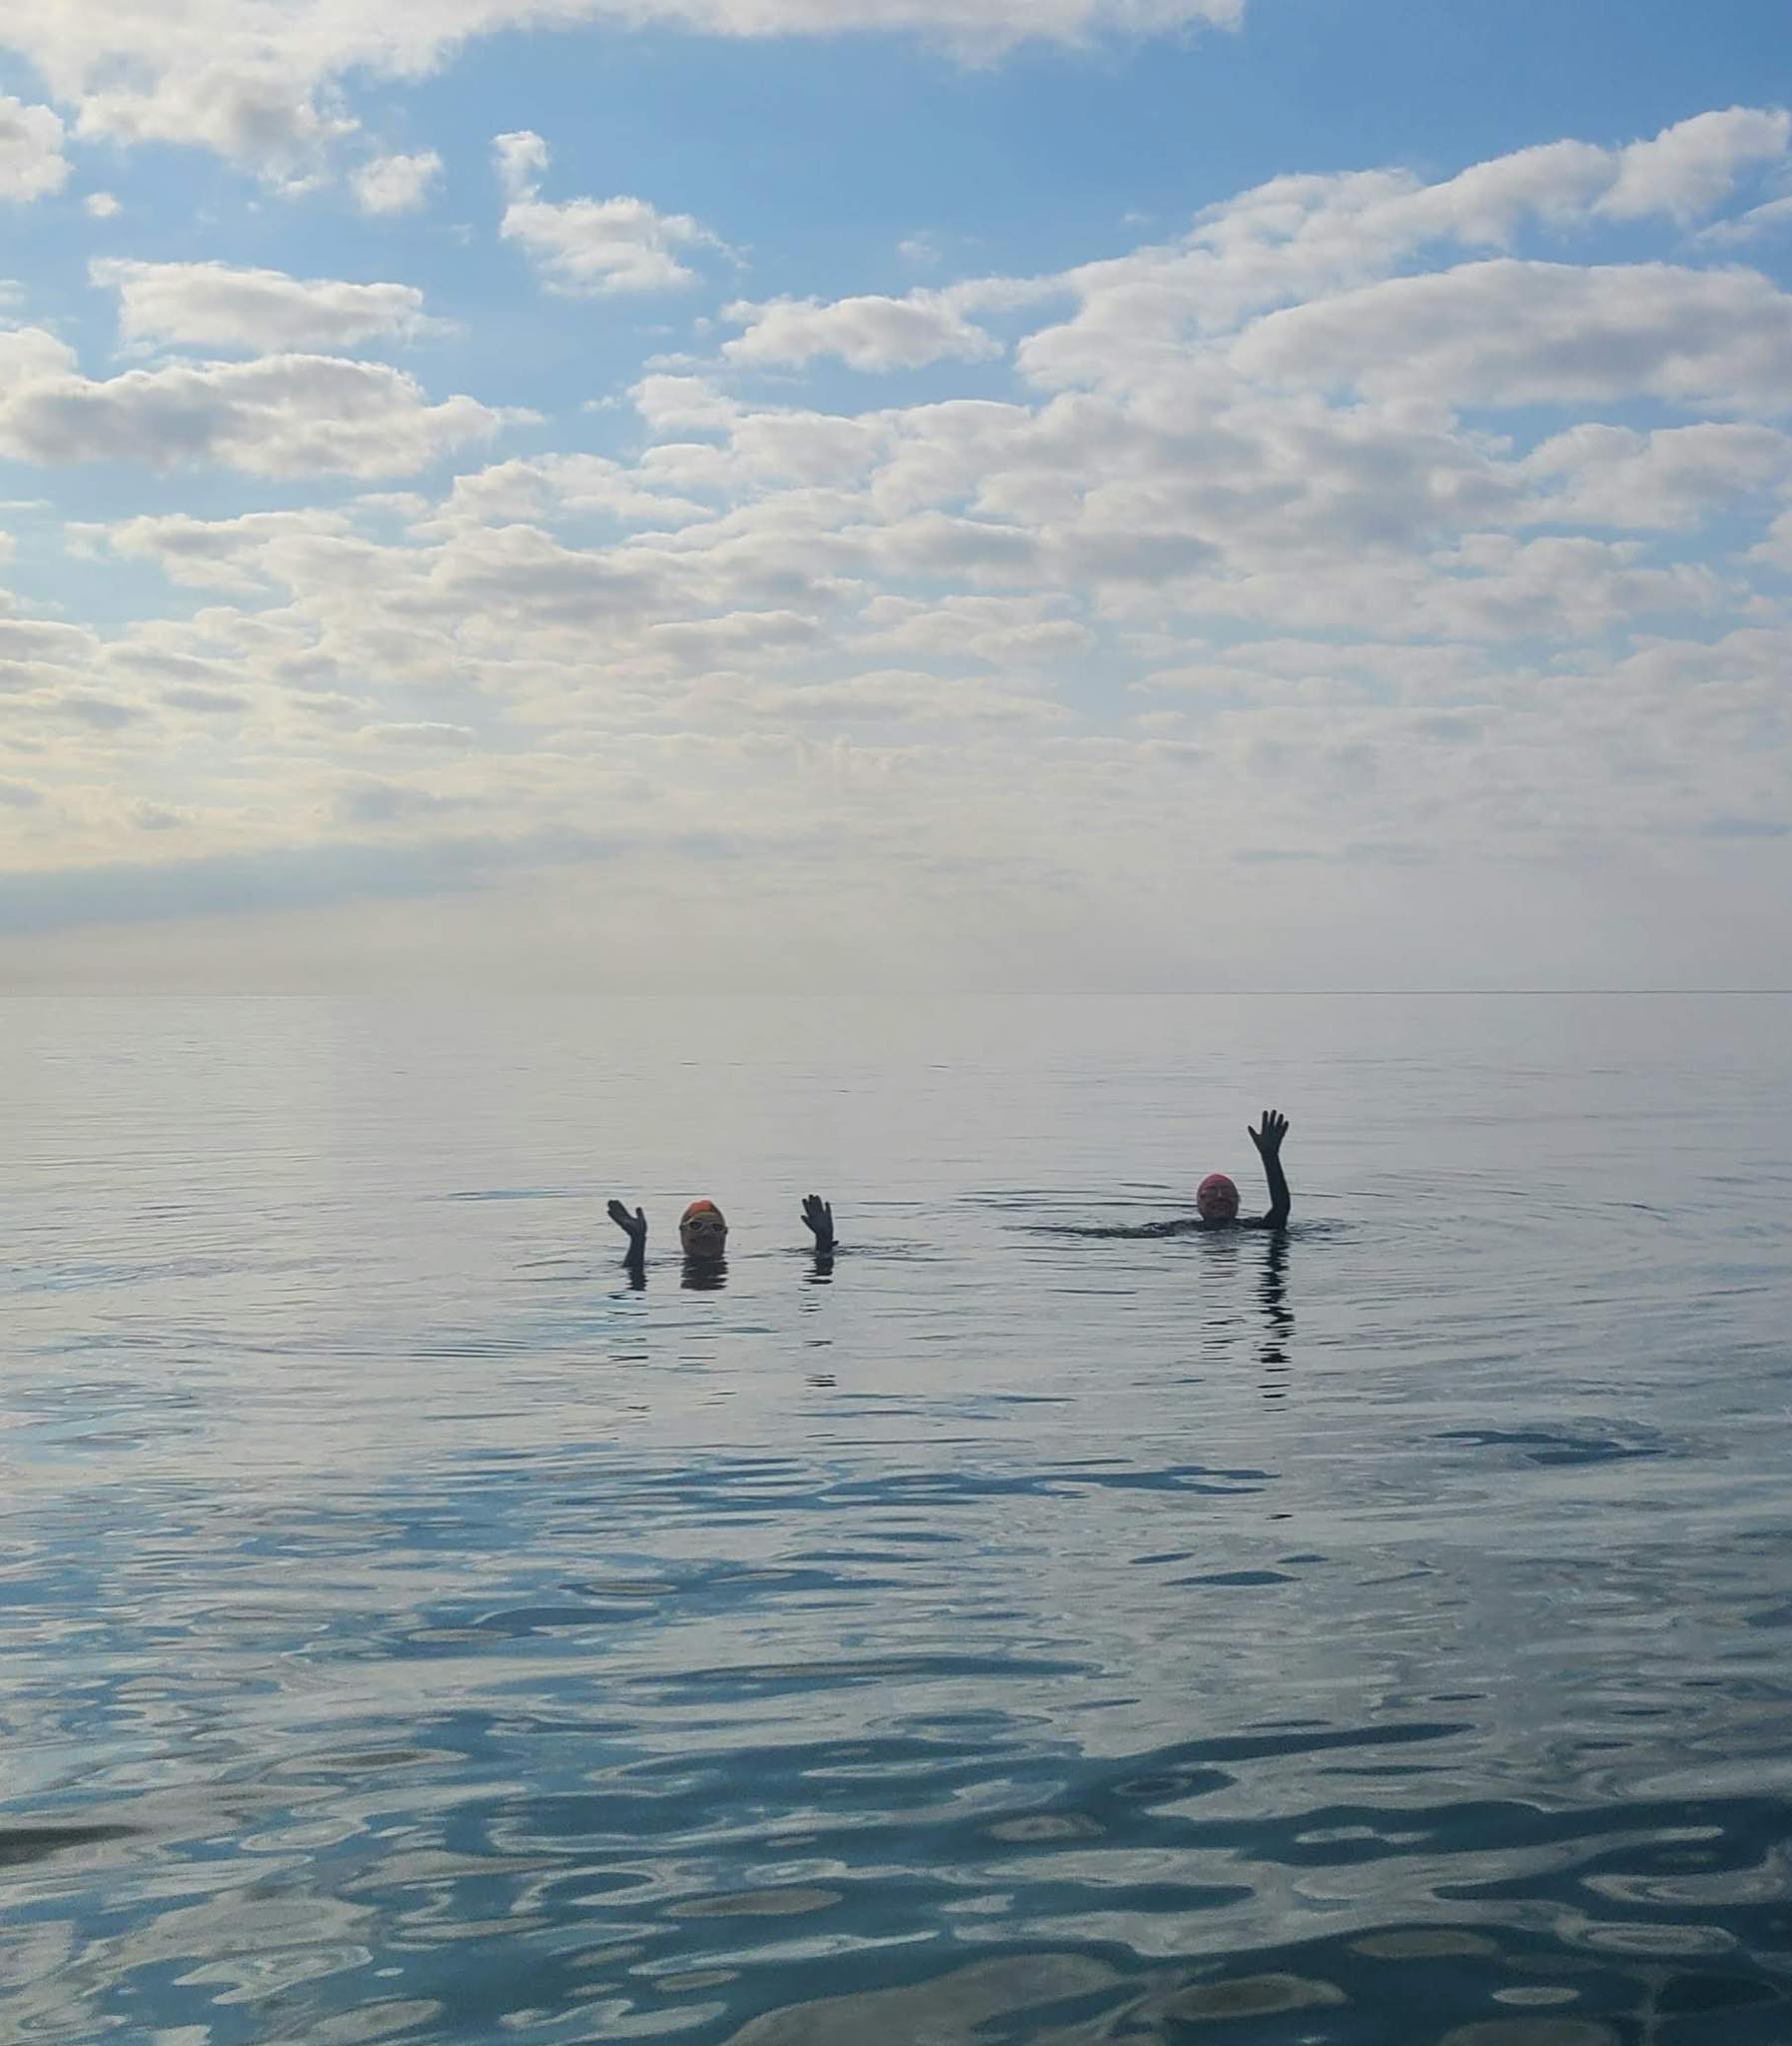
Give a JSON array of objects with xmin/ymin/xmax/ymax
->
[
  {"xmin": 724, "ymin": 290, "xmax": 1005, "ymax": 371},
  {"xmin": 1232, "ymin": 261, "xmax": 1792, "ymax": 414},
  {"xmin": 0, "ymin": 96, "xmax": 68, "ymax": 204},
  {"xmin": 0, "ymin": 832, "xmax": 619, "ymax": 936},
  {"xmin": 491, "ymin": 129, "xmax": 549, "ymax": 193},
  {"xmin": 1751, "ymin": 508, "xmax": 1792, "ymax": 572},
  {"xmin": 1700, "ymin": 194, "xmax": 1792, "ymax": 247},
  {"xmin": 1015, "ymin": 110, "xmax": 1792, "ymax": 395},
  {"xmin": 92, "ymin": 258, "xmax": 432, "ymax": 354},
  {"xmin": 743, "ymin": 667, "xmax": 1065, "ymax": 724},
  {"xmin": 0, "ymin": 334, "xmax": 518, "ymax": 476},
  {"xmin": 97, "ymin": 509, "xmax": 358, "ymax": 589},
  {"xmin": 83, "ymin": 190, "xmax": 121, "ymax": 218},
  {"xmin": 1520, "ymin": 423, "xmax": 1792, "ymax": 529},
  {"xmin": 1598, "ymin": 106, "xmax": 1791, "ymax": 222},
  {"xmin": 351, "ymin": 149, "xmax": 444, "ymax": 216},
  {"xmin": 9, "ymin": 104, "xmax": 1792, "ymax": 990},
  {"xmin": 0, "ymin": 3, "xmax": 1246, "ymax": 176},
  {"xmin": 494, "ymin": 130, "xmax": 727, "ymax": 295},
  {"xmin": 64, "ymin": 51, "xmax": 358, "ymax": 175}
]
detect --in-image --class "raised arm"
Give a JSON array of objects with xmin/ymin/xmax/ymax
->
[
  {"xmin": 606, "ymin": 1198, "xmax": 648, "ymax": 1270},
  {"xmin": 1248, "ymin": 1110, "xmax": 1291, "ymax": 1229},
  {"xmin": 800, "ymin": 1193, "xmax": 837, "ymax": 1256}
]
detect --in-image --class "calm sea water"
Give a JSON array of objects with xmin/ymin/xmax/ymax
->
[{"xmin": 4, "ymin": 994, "xmax": 1791, "ymax": 2046}]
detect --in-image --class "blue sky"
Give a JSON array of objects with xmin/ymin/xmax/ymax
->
[{"xmin": 1, "ymin": 0, "xmax": 1790, "ymax": 988}]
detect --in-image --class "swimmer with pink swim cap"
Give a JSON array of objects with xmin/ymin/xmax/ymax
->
[
  {"xmin": 605, "ymin": 1190, "xmax": 836, "ymax": 1282},
  {"xmin": 1050, "ymin": 1112, "xmax": 1290, "ymax": 1238},
  {"xmin": 1194, "ymin": 1109, "xmax": 1290, "ymax": 1230},
  {"xmin": 1119, "ymin": 1110, "xmax": 1286, "ymax": 1236}
]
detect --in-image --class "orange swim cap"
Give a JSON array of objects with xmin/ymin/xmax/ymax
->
[{"xmin": 680, "ymin": 1199, "xmax": 724, "ymax": 1225}]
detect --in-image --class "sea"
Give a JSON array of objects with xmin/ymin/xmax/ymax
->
[{"xmin": 3, "ymin": 992, "xmax": 1790, "ymax": 2045}]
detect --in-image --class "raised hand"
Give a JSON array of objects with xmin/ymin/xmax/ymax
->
[
  {"xmin": 1249, "ymin": 1109, "xmax": 1289, "ymax": 1158},
  {"xmin": 606, "ymin": 1199, "xmax": 648, "ymax": 1255},
  {"xmin": 800, "ymin": 1193, "xmax": 836, "ymax": 1253},
  {"xmin": 1248, "ymin": 1110, "xmax": 1291, "ymax": 1229}
]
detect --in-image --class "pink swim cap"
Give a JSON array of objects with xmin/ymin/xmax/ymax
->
[
  {"xmin": 1198, "ymin": 1173, "xmax": 1239, "ymax": 1201},
  {"xmin": 1197, "ymin": 1173, "xmax": 1241, "ymax": 1219}
]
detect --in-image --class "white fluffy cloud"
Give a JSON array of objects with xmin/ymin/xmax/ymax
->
[
  {"xmin": 1598, "ymin": 106, "xmax": 1791, "ymax": 221},
  {"xmin": 7, "ymin": 102, "xmax": 1792, "ymax": 987},
  {"xmin": 0, "ymin": 2, "xmax": 1246, "ymax": 175},
  {"xmin": 724, "ymin": 290, "xmax": 1006, "ymax": 371},
  {"xmin": 0, "ymin": 96, "xmax": 68, "ymax": 203},
  {"xmin": 1015, "ymin": 109, "xmax": 1792, "ymax": 396},
  {"xmin": 93, "ymin": 510, "xmax": 357, "ymax": 590},
  {"xmin": 351, "ymin": 150, "xmax": 444, "ymax": 216},
  {"xmin": 1702, "ymin": 194, "xmax": 1792, "ymax": 247},
  {"xmin": 92, "ymin": 259, "xmax": 432, "ymax": 354},
  {"xmin": 1521, "ymin": 424, "xmax": 1792, "ymax": 529},
  {"xmin": 1232, "ymin": 261, "xmax": 1792, "ymax": 414},
  {"xmin": 495, "ymin": 130, "xmax": 725, "ymax": 295},
  {"xmin": 0, "ymin": 332, "xmax": 516, "ymax": 476}
]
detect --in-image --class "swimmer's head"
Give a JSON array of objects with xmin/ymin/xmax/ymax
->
[
  {"xmin": 1197, "ymin": 1172, "xmax": 1240, "ymax": 1223},
  {"xmin": 679, "ymin": 1198, "xmax": 728, "ymax": 1260}
]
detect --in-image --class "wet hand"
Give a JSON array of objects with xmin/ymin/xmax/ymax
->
[
  {"xmin": 1249, "ymin": 1109, "xmax": 1289, "ymax": 1158},
  {"xmin": 606, "ymin": 1199, "xmax": 648, "ymax": 1250},
  {"xmin": 800, "ymin": 1194, "xmax": 835, "ymax": 1251}
]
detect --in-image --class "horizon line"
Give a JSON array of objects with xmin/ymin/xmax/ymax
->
[{"xmin": 1, "ymin": 986, "xmax": 1789, "ymax": 1000}]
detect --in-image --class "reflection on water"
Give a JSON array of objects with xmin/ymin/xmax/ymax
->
[
  {"xmin": 1260, "ymin": 1235, "xmax": 1293, "ymax": 1404},
  {"xmin": 3, "ymin": 993, "xmax": 1792, "ymax": 2044}
]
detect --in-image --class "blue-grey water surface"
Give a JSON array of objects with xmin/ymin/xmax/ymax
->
[{"xmin": 4, "ymin": 993, "xmax": 1791, "ymax": 2045}]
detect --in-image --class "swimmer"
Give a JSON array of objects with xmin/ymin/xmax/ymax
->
[
  {"xmin": 1189, "ymin": 1108, "xmax": 1291, "ymax": 1231},
  {"xmin": 605, "ymin": 1192, "xmax": 837, "ymax": 1276},
  {"xmin": 1077, "ymin": 1108, "xmax": 1291, "ymax": 1238}
]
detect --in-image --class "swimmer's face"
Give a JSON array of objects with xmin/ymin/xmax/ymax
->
[
  {"xmin": 1197, "ymin": 1174, "xmax": 1240, "ymax": 1223},
  {"xmin": 679, "ymin": 1206, "xmax": 728, "ymax": 1260}
]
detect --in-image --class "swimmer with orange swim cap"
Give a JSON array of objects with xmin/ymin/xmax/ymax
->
[
  {"xmin": 678, "ymin": 1198, "xmax": 727, "ymax": 1258},
  {"xmin": 605, "ymin": 1190, "xmax": 836, "ymax": 1278}
]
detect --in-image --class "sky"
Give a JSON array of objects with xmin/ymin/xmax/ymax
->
[{"xmin": 1, "ymin": 0, "xmax": 1789, "ymax": 992}]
